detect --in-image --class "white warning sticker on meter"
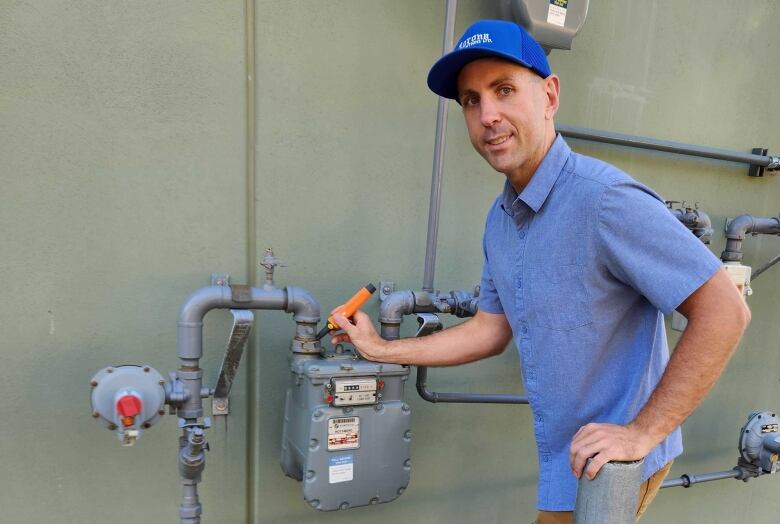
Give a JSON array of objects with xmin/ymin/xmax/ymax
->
[
  {"xmin": 329, "ymin": 454, "xmax": 354, "ymax": 484},
  {"xmin": 327, "ymin": 417, "xmax": 359, "ymax": 451},
  {"xmin": 547, "ymin": 0, "xmax": 568, "ymax": 27}
]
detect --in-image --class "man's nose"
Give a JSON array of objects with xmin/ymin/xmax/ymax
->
[{"xmin": 480, "ymin": 97, "xmax": 501, "ymax": 127}]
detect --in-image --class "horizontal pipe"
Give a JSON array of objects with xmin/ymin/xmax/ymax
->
[
  {"xmin": 416, "ymin": 366, "xmax": 529, "ymax": 404},
  {"xmin": 557, "ymin": 124, "xmax": 779, "ymax": 168},
  {"xmin": 661, "ymin": 468, "xmax": 741, "ymax": 489},
  {"xmin": 177, "ymin": 285, "xmax": 320, "ymax": 361}
]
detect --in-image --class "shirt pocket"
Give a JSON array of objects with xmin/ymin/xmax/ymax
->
[{"xmin": 528, "ymin": 264, "xmax": 593, "ymax": 331}]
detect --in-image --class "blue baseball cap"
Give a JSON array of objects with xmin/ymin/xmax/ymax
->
[{"xmin": 427, "ymin": 20, "xmax": 551, "ymax": 102}]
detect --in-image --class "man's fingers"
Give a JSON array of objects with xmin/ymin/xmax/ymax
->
[
  {"xmin": 583, "ymin": 453, "xmax": 610, "ymax": 480},
  {"xmin": 330, "ymin": 333, "xmax": 351, "ymax": 345},
  {"xmin": 351, "ymin": 310, "xmax": 371, "ymax": 325},
  {"xmin": 571, "ymin": 442, "xmax": 603, "ymax": 478},
  {"xmin": 332, "ymin": 311, "xmax": 354, "ymax": 331}
]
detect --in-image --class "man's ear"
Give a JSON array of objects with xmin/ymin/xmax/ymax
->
[{"xmin": 544, "ymin": 74, "xmax": 561, "ymax": 120}]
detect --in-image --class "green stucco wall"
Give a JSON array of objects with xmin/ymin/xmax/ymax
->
[{"xmin": 1, "ymin": 1, "xmax": 779, "ymax": 523}]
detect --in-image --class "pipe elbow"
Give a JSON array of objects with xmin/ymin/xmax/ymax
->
[
  {"xmin": 379, "ymin": 290, "xmax": 416, "ymax": 324},
  {"xmin": 725, "ymin": 214, "xmax": 756, "ymax": 240},
  {"xmin": 178, "ymin": 286, "xmax": 230, "ymax": 326},
  {"xmin": 284, "ymin": 286, "xmax": 320, "ymax": 324}
]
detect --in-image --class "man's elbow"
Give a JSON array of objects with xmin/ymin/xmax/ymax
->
[
  {"xmin": 488, "ymin": 342, "xmax": 508, "ymax": 357},
  {"xmin": 721, "ymin": 289, "xmax": 751, "ymax": 339},
  {"xmin": 736, "ymin": 297, "xmax": 751, "ymax": 332}
]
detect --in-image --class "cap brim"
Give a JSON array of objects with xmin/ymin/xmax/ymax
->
[{"xmin": 427, "ymin": 47, "xmax": 543, "ymax": 102}]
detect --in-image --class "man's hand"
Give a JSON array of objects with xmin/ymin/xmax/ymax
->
[
  {"xmin": 569, "ymin": 422, "xmax": 656, "ymax": 480},
  {"xmin": 329, "ymin": 310, "xmax": 389, "ymax": 362}
]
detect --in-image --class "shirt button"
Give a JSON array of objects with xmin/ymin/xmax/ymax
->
[
  {"xmin": 518, "ymin": 230, "xmax": 526, "ymax": 239},
  {"xmin": 518, "ymin": 278, "xmax": 522, "ymax": 288},
  {"xmin": 521, "ymin": 326, "xmax": 528, "ymax": 334}
]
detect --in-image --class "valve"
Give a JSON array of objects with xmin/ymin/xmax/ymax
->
[
  {"xmin": 90, "ymin": 365, "xmax": 166, "ymax": 446},
  {"xmin": 739, "ymin": 411, "xmax": 780, "ymax": 474}
]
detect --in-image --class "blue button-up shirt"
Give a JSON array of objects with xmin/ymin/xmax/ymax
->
[{"xmin": 478, "ymin": 135, "xmax": 721, "ymax": 511}]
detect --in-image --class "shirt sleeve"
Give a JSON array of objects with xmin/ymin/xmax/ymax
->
[
  {"xmin": 597, "ymin": 181, "xmax": 721, "ymax": 315},
  {"xmin": 478, "ymin": 232, "xmax": 504, "ymax": 314}
]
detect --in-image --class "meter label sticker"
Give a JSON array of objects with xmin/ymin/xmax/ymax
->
[
  {"xmin": 328, "ymin": 454, "xmax": 354, "ymax": 484},
  {"xmin": 327, "ymin": 417, "xmax": 359, "ymax": 451},
  {"xmin": 547, "ymin": 0, "xmax": 568, "ymax": 27}
]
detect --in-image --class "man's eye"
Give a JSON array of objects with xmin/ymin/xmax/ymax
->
[
  {"xmin": 499, "ymin": 86, "xmax": 513, "ymax": 96},
  {"xmin": 463, "ymin": 96, "xmax": 479, "ymax": 106}
]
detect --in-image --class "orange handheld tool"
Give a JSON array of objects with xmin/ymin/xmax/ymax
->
[{"xmin": 315, "ymin": 283, "xmax": 377, "ymax": 340}]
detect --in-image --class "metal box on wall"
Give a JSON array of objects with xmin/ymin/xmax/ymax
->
[{"xmin": 280, "ymin": 351, "xmax": 412, "ymax": 511}]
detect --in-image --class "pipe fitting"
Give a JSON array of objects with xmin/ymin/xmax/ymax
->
[
  {"xmin": 379, "ymin": 290, "xmax": 415, "ymax": 324},
  {"xmin": 284, "ymin": 286, "xmax": 320, "ymax": 324},
  {"xmin": 446, "ymin": 289, "xmax": 479, "ymax": 318},
  {"xmin": 179, "ymin": 427, "xmax": 207, "ymax": 481},
  {"xmin": 380, "ymin": 323, "xmax": 401, "ymax": 341},
  {"xmin": 670, "ymin": 207, "xmax": 714, "ymax": 244},
  {"xmin": 721, "ymin": 214, "xmax": 780, "ymax": 262},
  {"xmin": 178, "ymin": 285, "xmax": 232, "ymax": 327}
]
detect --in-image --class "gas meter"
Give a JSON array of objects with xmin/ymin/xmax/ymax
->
[{"xmin": 280, "ymin": 346, "xmax": 412, "ymax": 511}]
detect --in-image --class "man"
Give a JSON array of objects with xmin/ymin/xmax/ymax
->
[{"xmin": 330, "ymin": 20, "xmax": 750, "ymax": 523}]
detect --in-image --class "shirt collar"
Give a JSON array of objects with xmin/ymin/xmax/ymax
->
[{"xmin": 500, "ymin": 134, "xmax": 571, "ymax": 216}]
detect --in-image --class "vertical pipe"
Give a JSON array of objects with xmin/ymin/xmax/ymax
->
[
  {"xmin": 573, "ymin": 460, "xmax": 643, "ymax": 524},
  {"xmin": 179, "ymin": 481, "xmax": 201, "ymax": 524},
  {"xmin": 244, "ymin": 0, "xmax": 259, "ymax": 523},
  {"xmin": 422, "ymin": 0, "xmax": 457, "ymax": 292}
]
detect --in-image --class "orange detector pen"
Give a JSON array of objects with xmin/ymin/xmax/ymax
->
[{"xmin": 315, "ymin": 283, "xmax": 377, "ymax": 340}]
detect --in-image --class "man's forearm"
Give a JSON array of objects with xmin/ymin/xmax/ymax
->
[
  {"xmin": 331, "ymin": 309, "xmax": 513, "ymax": 367},
  {"xmin": 628, "ymin": 326, "xmax": 742, "ymax": 446},
  {"xmin": 372, "ymin": 314, "xmax": 511, "ymax": 366},
  {"xmin": 629, "ymin": 296, "xmax": 749, "ymax": 445}
]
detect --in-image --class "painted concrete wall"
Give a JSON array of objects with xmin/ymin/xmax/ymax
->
[{"xmin": 2, "ymin": 1, "xmax": 779, "ymax": 523}]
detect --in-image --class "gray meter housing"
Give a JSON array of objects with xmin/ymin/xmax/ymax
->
[
  {"xmin": 280, "ymin": 349, "xmax": 412, "ymax": 511},
  {"xmin": 499, "ymin": 0, "xmax": 589, "ymax": 51}
]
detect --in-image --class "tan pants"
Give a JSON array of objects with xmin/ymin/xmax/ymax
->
[{"xmin": 534, "ymin": 462, "xmax": 673, "ymax": 524}]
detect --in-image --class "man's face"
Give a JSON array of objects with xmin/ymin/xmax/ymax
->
[{"xmin": 457, "ymin": 58, "xmax": 558, "ymax": 181}]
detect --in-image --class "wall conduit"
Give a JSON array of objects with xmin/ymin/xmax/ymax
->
[{"xmin": 557, "ymin": 124, "xmax": 780, "ymax": 175}]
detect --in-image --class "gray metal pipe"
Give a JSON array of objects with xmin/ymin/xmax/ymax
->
[
  {"xmin": 379, "ymin": 290, "xmax": 416, "ymax": 326},
  {"xmin": 173, "ymin": 283, "xmax": 320, "ymax": 522},
  {"xmin": 380, "ymin": 323, "xmax": 401, "ymax": 340},
  {"xmin": 416, "ymin": 366, "xmax": 528, "ymax": 404},
  {"xmin": 422, "ymin": 0, "xmax": 457, "ymax": 292},
  {"xmin": 557, "ymin": 124, "xmax": 780, "ymax": 169},
  {"xmin": 661, "ymin": 468, "xmax": 741, "ymax": 489},
  {"xmin": 174, "ymin": 283, "xmax": 320, "ymax": 422},
  {"xmin": 177, "ymin": 285, "xmax": 320, "ymax": 361},
  {"xmin": 573, "ymin": 460, "xmax": 644, "ymax": 524},
  {"xmin": 721, "ymin": 214, "xmax": 780, "ymax": 262},
  {"xmin": 378, "ymin": 290, "xmax": 529, "ymax": 405},
  {"xmin": 379, "ymin": 289, "xmax": 477, "ymax": 328},
  {"xmin": 752, "ymin": 253, "xmax": 780, "ymax": 280},
  {"xmin": 179, "ymin": 480, "xmax": 201, "ymax": 524}
]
